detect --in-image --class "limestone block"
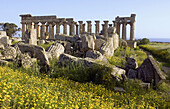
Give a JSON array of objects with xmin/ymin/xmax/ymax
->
[
  {"xmin": 85, "ymin": 50, "xmax": 103, "ymax": 60},
  {"xmin": 0, "ymin": 43, "xmax": 4, "ymax": 49},
  {"xmin": 111, "ymin": 67, "xmax": 127, "ymax": 81},
  {"xmin": 55, "ymin": 34, "xmax": 77, "ymax": 42},
  {"xmin": 0, "ymin": 31, "xmax": 7, "ymax": 36},
  {"xmin": 46, "ymin": 43, "xmax": 65, "ymax": 59},
  {"xmin": 125, "ymin": 57, "xmax": 138, "ymax": 72},
  {"xmin": 127, "ymin": 40, "xmax": 137, "ymax": 48},
  {"xmin": 24, "ymin": 29, "xmax": 37, "ymax": 45},
  {"xmin": 112, "ymin": 33, "xmax": 119, "ymax": 49},
  {"xmin": 108, "ymin": 27, "xmax": 114, "ymax": 35},
  {"xmin": 81, "ymin": 34, "xmax": 95, "ymax": 52},
  {"xmin": 120, "ymin": 39, "xmax": 128, "ymax": 47},
  {"xmin": 99, "ymin": 37, "xmax": 114, "ymax": 57},
  {"xmin": 114, "ymin": 87, "xmax": 126, "ymax": 93},
  {"xmin": 94, "ymin": 39, "xmax": 105, "ymax": 51},
  {"xmin": 37, "ymin": 40, "xmax": 45, "ymax": 44},
  {"xmin": 0, "ymin": 36, "xmax": 9, "ymax": 47},
  {"xmin": 127, "ymin": 69, "xmax": 138, "ymax": 79},
  {"xmin": 2, "ymin": 46, "xmax": 16, "ymax": 59},
  {"xmin": 137, "ymin": 55, "xmax": 166, "ymax": 85},
  {"xmin": 17, "ymin": 43, "xmax": 49, "ymax": 67},
  {"xmin": 65, "ymin": 42, "xmax": 73, "ymax": 54}
]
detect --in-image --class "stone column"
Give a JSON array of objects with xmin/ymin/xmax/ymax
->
[
  {"xmin": 95, "ymin": 21, "xmax": 100, "ymax": 35},
  {"xmin": 21, "ymin": 22, "xmax": 25, "ymax": 38},
  {"xmin": 76, "ymin": 24, "xmax": 79, "ymax": 35},
  {"xmin": 102, "ymin": 24, "xmax": 105, "ymax": 35},
  {"xmin": 52, "ymin": 24, "xmax": 55, "ymax": 39},
  {"xmin": 70, "ymin": 21, "xmax": 75, "ymax": 36},
  {"xmin": 63, "ymin": 22, "xmax": 67, "ymax": 35},
  {"xmin": 69, "ymin": 24, "xmax": 72, "ymax": 35},
  {"xmin": 130, "ymin": 21, "xmax": 135, "ymax": 41},
  {"xmin": 49, "ymin": 23, "xmax": 52, "ymax": 39},
  {"xmin": 28, "ymin": 22, "xmax": 33, "ymax": 29},
  {"xmin": 37, "ymin": 25, "xmax": 40, "ymax": 39},
  {"xmin": 82, "ymin": 23, "xmax": 86, "ymax": 33},
  {"xmin": 41, "ymin": 22, "xmax": 46, "ymax": 39},
  {"xmin": 104, "ymin": 21, "xmax": 109, "ymax": 37},
  {"xmin": 122, "ymin": 20, "xmax": 127, "ymax": 40},
  {"xmin": 56, "ymin": 23, "xmax": 60, "ymax": 35},
  {"xmin": 46, "ymin": 24, "xmax": 49, "ymax": 34},
  {"xmin": 26, "ymin": 23, "xmax": 28, "ymax": 30},
  {"xmin": 34, "ymin": 22, "xmax": 39, "ymax": 38},
  {"xmin": 78, "ymin": 21, "xmax": 83, "ymax": 34},
  {"xmin": 87, "ymin": 21, "xmax": 92, "ymax": 33}
]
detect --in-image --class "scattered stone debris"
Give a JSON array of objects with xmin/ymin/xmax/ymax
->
[{"xmin": 114, "ymin": 87, "xmax": 126, "ymax": 93}]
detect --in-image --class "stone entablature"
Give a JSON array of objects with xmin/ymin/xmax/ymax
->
[
  {"xmin": 113, "ymin": 14, "xmax": 136, "ymax": 41},
  {"xmin": 20, "ymin": 14, "xmax": 136, "ymax": 41}
]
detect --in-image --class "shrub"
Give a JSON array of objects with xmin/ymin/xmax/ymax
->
[{"xmin": 138, "ymin": 38, "xmax": 150, "ymax": 45}]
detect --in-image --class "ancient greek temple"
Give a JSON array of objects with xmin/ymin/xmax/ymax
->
[{"xmin": 20, "ymin": 14, "xmax": 136, "ymax": 40}]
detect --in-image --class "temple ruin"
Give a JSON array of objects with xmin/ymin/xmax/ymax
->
[{"xmin": 20, "ymin": 14, "xmax": 136, "ymax": 41}]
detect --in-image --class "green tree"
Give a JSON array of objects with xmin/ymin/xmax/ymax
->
[
  {"xmin": 0, "ymin": 23, "xmax": 21, "ymax": 38},
  {"xmin": 138, "ymin": 38, "xmax": 150, "ymax": 45}
]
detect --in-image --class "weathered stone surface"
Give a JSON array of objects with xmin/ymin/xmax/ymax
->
[
  {"xmin": 15, "ymin": 53, "xmax": 33, "ymax": 68},
  {"xmin": 0, "ymin": 31, "xmax": 7, "ymax": 36},
  {"xmin": 65, "ymin": 42, "xmax": 73, "ymax": 54},
  {"xmin": 81, "ymin": 34, "xmax": 95, "ymax": 52},
  {"xmin": 0, "ymin": 36, "xmax": 10, "ymax": 47},
  {"xmin": 12, "ymin": 37, "xmax": 22, "ymax": 42},
  {"xmin": 46, "ymin": 43, "xmax": 64, "ymax": 59},
  {"xmin": 0, "ymin": 59, "xmax": 9, "ymax": 65},
  {"xmin": 55, "ymin": 35, "xmax": 76, "ymax": 42},
  {"xmin": 24, "ymin": 29, "xmax": 37, "ymax": 45},
  {"xmin": 114, "ymin": 87, "xmax": 126, "ymax": 93},
  {"xmin": 120, "ymin": 39, "xmax": 128, "ymax": 47},
  {"xmin": 127, "ymin": 40, "xmax": 137, "ymax": 48},
  {"xmin": 99, "ymin": 37, "xmax": 114, "ymax": 57},
  {"xmin": 108, "ymin": 26, "xmax": 114, "ymax": 35},
  {"xmin": 111, "ymin": 67, "xmax": 127, "ymax": 81},
  {"xmin": 0, "ymin": 43, "xmax": 4, "ymax": 49},
  {"xmin": 59, "ymin": 53, "xmax": 126, "ymax": 81},
  {"xmin": 137, "ymin": 55, "xmax": 166, "ymax": 85},
  {"xmin": 112, "ymin": 33, "xmax": 119, "ymax": 50},
  {"xmin": 127, "ymin": 69, "xmax": 137, "ymax": 79},
  {"xmin": 125, "ymin": 57, "xmax": 138, "ymax": 72},
  {"xmin": 94, "ymin": 39, "xmax": 105, "ymax": 51},
  {"xmin": 2, "ymin": 46, "xmax": 16, "ymax": 59},
  {"xmin": 86, "ymin": 50, "xmax": 103, "ymax": 60},
  {"xmin": 139, "ymin": 83, "xmax": 150, "ymax": 89},
  {"xmin": 37, "ymin": 40, "xmax": 45, "ymax": 44},
  {"xmin": 16, "ymin": 43, "xmax": 49, "ymax": 66}
]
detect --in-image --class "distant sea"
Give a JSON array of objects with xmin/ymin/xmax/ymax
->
[
  {"xmin": 136, "ymin": 38, "xmax": 170, "ymax": 43},
  {"xmin": 149, "ymin": 38, "xmax": 170, "ymax": 43}
]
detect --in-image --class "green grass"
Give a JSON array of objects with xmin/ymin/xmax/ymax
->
[
  {"xmin": 11, "ymin": 41, "xmax": 20, "ymax": 45},
  {"xmin": 0, "ymin": 64, "xmax": 169, "ymax": 108},
  {"xmin": 38, "ymin": 42, "xmax": 54, "ymax": 50},
  {"xmin": 139, "ymin": 43, "xmax": 170, "ymax": 63},
  {"xmin": 108, "ymin": 46, "xmax": 147, "ymax": 68}
]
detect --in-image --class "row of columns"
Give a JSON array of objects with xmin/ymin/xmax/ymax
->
[
  {"xmin": 113, "ymin": 20, "xmax": 135, "ymax": 41},
  {"xmin": 21, "ymin": 20, "xmax": 135, "ymax": 41}
]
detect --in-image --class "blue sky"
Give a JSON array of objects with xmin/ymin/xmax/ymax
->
[{"xmin": 0, "ymin": 0, "xmax": 170, "ymax": 39}]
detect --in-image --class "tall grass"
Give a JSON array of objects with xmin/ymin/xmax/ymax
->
[{"xmin": 139, "ymin": 45, "xmax": 170, "ymax": 63}]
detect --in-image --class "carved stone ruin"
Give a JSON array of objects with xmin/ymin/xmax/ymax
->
[{"xmin": 20, "ymin": 14, "xmax": 136, "ymax": 45}]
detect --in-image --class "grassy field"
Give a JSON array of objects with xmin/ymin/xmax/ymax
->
[
  {"xmin": 145, "ymin": 42, "xmax": 170, "ymax": 50},
  {"xmin": 0, "ymin": 45, "xmax": 170, "ymax": 108},
  {"xmin": 139, "ymin": 42, "xmax": 170, "ymax": 64}
]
